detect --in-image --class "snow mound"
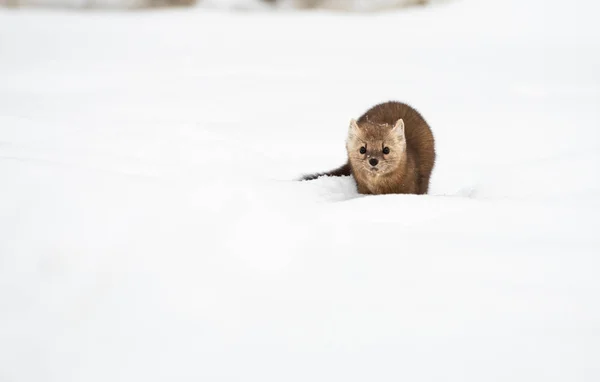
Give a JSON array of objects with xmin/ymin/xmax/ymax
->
[{"xmin": 1, "ymin": 0, "xmax": 600, "ymax": 381}]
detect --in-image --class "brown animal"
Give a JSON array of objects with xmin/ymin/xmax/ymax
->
[{"xmin": 302, "ymin": 101, "xmax": 436, "ymax": 195}]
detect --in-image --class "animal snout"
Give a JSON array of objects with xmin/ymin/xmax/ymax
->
[{"xmin": 369, "ymin": 158, "xmax": 379, "ymax": 167}]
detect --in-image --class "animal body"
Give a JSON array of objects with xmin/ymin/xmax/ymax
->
[{"xmin": 302, "ymin": 101, "xmax": 436, "ymax": 195}]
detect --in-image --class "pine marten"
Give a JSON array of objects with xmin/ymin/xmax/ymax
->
[{"xmin": 302, "ymin": 101, "xmax": 436, "ymax": 195}]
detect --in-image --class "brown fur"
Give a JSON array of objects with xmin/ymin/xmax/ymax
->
[{"xmin": 302, "ymin": 101, "xmax": 436, "ymax": 195}]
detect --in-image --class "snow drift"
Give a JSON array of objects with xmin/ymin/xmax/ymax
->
[{"xmin": 1, "ymin": 0, "xmax": 600, "ymax": 381}]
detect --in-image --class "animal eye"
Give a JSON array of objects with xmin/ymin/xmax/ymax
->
[
  {"xmin": 383, "ymin": 147, "xmax": 390, "ymax": 155},
  {"xmin": 359, "ymin": 146, "xmax": 366, "ymax": 154}
]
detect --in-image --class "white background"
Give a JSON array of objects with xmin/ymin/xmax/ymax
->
[{"xmin": 1, "ymin": 0, "xmax": 600, "ymax": 380}]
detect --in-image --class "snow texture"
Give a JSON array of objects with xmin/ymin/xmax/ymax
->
[{"xmin": 1, "ymin": 0, "xmax": 600, "ymax": 381}]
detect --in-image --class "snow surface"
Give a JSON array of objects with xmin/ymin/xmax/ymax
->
[{"xmin": 1, "ymin": 0, "xmax": 600, "ymax": 381}]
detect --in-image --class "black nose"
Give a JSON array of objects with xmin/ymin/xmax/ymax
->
[{"xmin": 369, "ymin": 158, "xmax": 379, "ymax": 167}]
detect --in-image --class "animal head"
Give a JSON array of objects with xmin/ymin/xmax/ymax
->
[{"xmin": 346, "ymin": 118, "xmax": 407, "ymax": 176}]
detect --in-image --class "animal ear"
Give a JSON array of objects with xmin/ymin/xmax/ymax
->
[
  {"xmin": 392, "ymin": 118, "xmax": 405, "ymax": 139},
  {"xmin": 348, "ymin": 119, "xmax": 360, "ymax": 137}
]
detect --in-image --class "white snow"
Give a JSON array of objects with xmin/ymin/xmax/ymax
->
[{"xmin": 1, "ymin": 1, "xmax": 600, "ymax": 381}]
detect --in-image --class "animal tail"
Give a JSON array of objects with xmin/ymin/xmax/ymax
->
[{"xmin": 300, "ymin": 163, "xmax": 351, "ymax": 181}]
